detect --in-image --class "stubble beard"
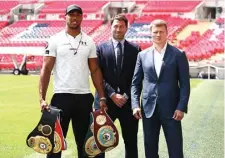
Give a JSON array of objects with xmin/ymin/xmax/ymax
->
[
  {"xmin": 113, "ymin": 34, "xmax": 124, "ymax": 41},
  {"xmin": 70, "ymin": 24, "xmax": 81, "ymax": 30}
]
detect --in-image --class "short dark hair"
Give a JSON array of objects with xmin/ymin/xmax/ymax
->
[{"xmin": 111, "ymin": 14, "xmax": 128, "ymax": 27}]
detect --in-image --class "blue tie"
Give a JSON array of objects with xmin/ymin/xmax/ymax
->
[{"xmin": 116, "ymin": 42, "xmax": 122, "ymax": 76}]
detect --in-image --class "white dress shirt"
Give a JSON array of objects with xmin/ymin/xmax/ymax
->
[{"xmin": 153, "ymin": 43, "xmax": 167, "ymax": 77}]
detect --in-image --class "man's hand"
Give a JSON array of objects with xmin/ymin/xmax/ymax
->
[
  {"xmin": 133, "ymin": 107, "xmax": 142, "ymax": 119},
  {"xmin": 111, "ymin": 93, "xmax": 127, "ymax": 108},
  {"xmin": 40, "ymin": 100, "xmax": 50, "ymax": 112},
  {"xmin": 99, "ymin": 100, "xmax": 108, "ymax": 111},
  {"xmin": 173, "ymin": 110, "xmax": 184, "ymax": 121}
]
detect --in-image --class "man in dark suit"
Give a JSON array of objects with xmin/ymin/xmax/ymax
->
[
  {"xmin": 94, "ymin": 14, "xmax": 141, "ymax": 158},
  {"xmin": 131, "ymin": 19, "xmax": 190, "ymax": 158}
]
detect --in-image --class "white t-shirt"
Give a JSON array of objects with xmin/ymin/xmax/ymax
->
[{"xmin": 44, "ymin": 31, "xmax": 97, "ymax": 94}]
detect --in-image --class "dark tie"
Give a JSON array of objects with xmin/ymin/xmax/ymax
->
[{"xmin": 116, "ymin": 42, "xmax": 122, "ymax": 76}]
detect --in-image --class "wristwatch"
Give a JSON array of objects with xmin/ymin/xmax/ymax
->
[{"xmin": 99, "ymin": 97, "xmax": 107, "ymax": 103}]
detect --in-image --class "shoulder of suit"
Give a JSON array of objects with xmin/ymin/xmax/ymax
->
[
  {"xmin": 125, "ymin": 41, "xmax": 142, "ymax": 53},
  {"xmin": 125, "ymin": 40, "xmax": 140, "ymax": 48},
  {"xmin": 97, "ymin": 41, "xmax": 110, "ymax": 48},
  {"xmin": 125, "ymin": 40, "xmax": 135, "ymax": 46},
  {"xmin": 176, "ymin": 47, "xmax": 185, "ymax": 54},
  {"xmin": 168, "ymin": 44, "xmax": 185, "ymax": 54},
  {"xmin": 139, "ymin": 46, "xmax": 152, "ymax": 55}
]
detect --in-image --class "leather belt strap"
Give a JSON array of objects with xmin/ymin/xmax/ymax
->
[
  {"xmin": 26, "ymin": 106, "xmax": 67, "ymax": 154},
  {"xmin": 83, "ymin": 109, "xmax": 119, "ymax": 157}
]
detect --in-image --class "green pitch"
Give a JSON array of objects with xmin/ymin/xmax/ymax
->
[{"xmin": 0, "ymin": 75, "xmax": 223, "ymax": 157}]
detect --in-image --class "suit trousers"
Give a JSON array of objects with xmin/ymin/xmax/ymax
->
[
  {"xmin": 142, "ymin": 106, "xmax": 183, "ymax": 158},
  {"xmin": 46, "ymin": 93, "xmax": 94, "ymax": 158},
  {"xmin": 95, "ymin": 99, "xmax": 139, "ymax": 158}
]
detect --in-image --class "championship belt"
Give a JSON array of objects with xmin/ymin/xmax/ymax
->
[
  {"xmin": 26, "ymin": 106, "xmax": 67, "ymax": 154},
  {"xmin": 83, "ymin": 110, "xmax": 119, "ymax": 157}
]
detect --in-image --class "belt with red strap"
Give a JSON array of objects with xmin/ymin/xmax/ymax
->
[
  {"xmin": 26, "ymin": 106, "xmax": 67, "ymax": 154},
  {"xmin": 83, "ymin": 109, "xmax": 119, "ymax": 157}
]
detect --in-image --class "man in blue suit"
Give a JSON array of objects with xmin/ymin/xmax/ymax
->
[
  {"xmin": 94, "ymin": 14, "xmax": 141, "ymax": 158},
  {"xmin": 131, "ymin": 19, "xmax": 190, "ymax": 158}
]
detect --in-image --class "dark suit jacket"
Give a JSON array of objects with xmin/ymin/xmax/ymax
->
[
  {"xmin": 131, "ymin": 44, "xmax": 190, "ymax": 118},
  {"xmin": 94, "ymin": 40, "xmax": 141, "ymax": 109}
]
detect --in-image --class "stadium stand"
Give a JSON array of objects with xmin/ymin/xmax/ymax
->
[
  {"xmin": 40, "ymin": 1, "xmax": 107, "ymax": 14},
  {"xmin": 0, "ymin": 0, "xmax": 224, "ymax": 78},
  {"xmin": 0, "ymin": 21, "xmax": 8, "ymax": 29},
  {"xmin": 126, "ymin": 14, "xmax": 198, "ymax": 49},
  {"xmin": 142, "ymin": 1, "xmax": 202, "ymax": 13},
  {"xmin": 0, "ymin": 19, "xmax": 103, "ymax": 46},
  {"xmin": 178, "ymin": 19, "xmax": 224, "ymax": 62},
  {"xmin": 0, "ymin": 1, "xmax": 19, "ymax": 15}
]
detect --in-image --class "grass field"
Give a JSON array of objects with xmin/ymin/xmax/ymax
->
[{"xmin": 0, "ymin": 75, "xmax": 223, "ymax": 158}]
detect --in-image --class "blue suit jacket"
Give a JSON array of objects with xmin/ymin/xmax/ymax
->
[
  {"xmin": 94, "ymin": 40, "xmax": 141, "ymax": 109},
  {"xmin": 131, "ymin": 44, "xmax": 190, "ymax": 118}
]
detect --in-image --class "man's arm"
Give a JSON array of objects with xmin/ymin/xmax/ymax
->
[
  {"xmin": 96, "ymin": 44, "xmax": 126, "ymax": 107},
  {"xmin": 131, "ymin": 53, "xmax": 143, "ymax": 109},
  {"xmin": 131, "ymin": 53, "xmax": 144, "ymax": 119},
  {"xmin": 96, "ymin": 45, "xmax": 116, "ymax": 98},
  {"xmin": 124, "ymin": 45, "xmax": 142, "ymax": 98},
  {"xmin": 39, "ymin": 56, "xmax": 55, "ymax": 109},
  {"xmin": 104, "ymin": 81, "xmax": 116, "ymax": 98},
  {"xmin": 88, "ymin": 58, "xmax": 107, "ymax": 110},
  {"xmin": 176, "ymin": 51, "xmax": 190, "ymax": 113},
  {"xmin": 173, "ymin": 51, "xmax": 190, "ymax": 121}
]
